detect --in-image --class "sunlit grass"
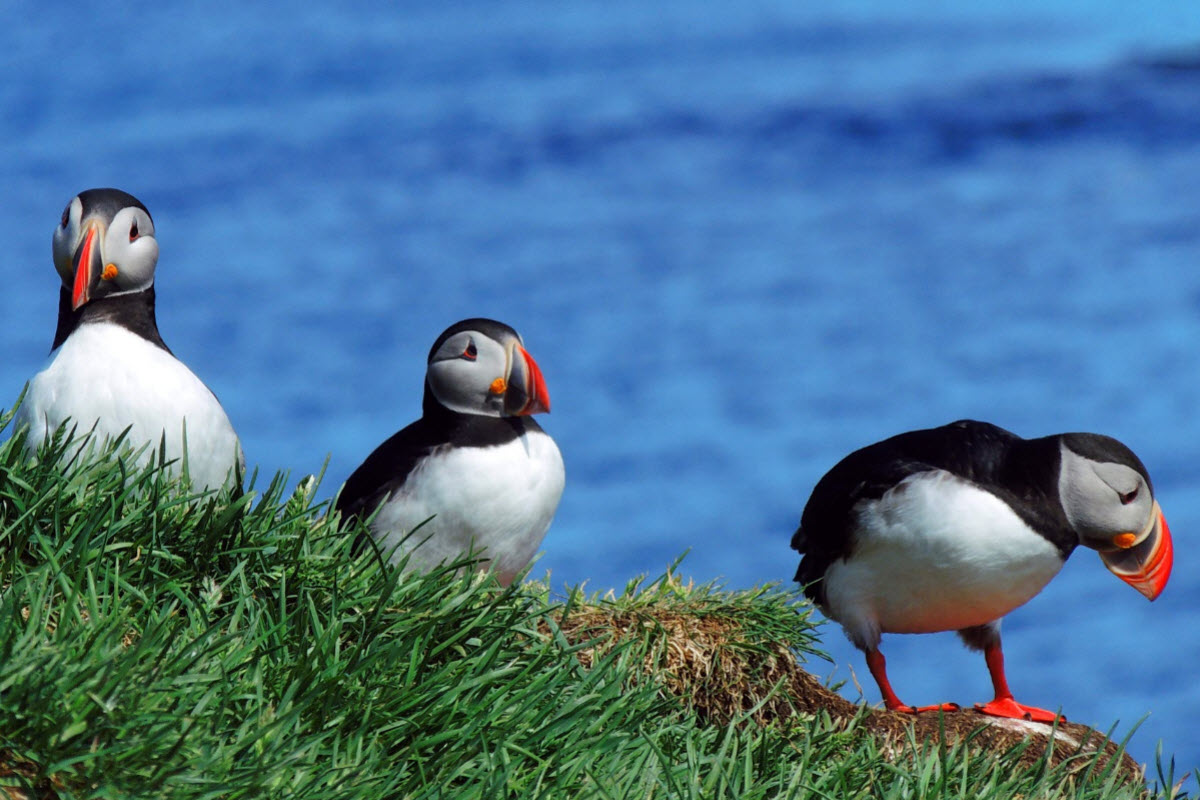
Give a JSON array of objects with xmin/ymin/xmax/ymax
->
[{"xmin": 0, "ymin": 399, "xmax": 1189, "ymax": 798}]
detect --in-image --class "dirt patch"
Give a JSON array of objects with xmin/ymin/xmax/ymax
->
[{"xmin": 0, "ymin": 750, "xmax": 67, "ymax": 800}]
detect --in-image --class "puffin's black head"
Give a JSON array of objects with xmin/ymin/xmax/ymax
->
[
  {"xmin": 1056, "ymin": 432, "xmax": 1172, "ymax": 601},
  {"xmin": 424, "ymin": 318, "xmax": 551, "ymax": 418},
  {"xmin": 53, "ymin": 188, "xmax": 158, "ymax": 310}
]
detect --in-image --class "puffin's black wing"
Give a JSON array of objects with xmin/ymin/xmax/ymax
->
[
  {"xmin": 335, "ymin": 418, "xmax": 444, "ymax": 528},
  {"xmin": 791, "ymin": 420, "xmax": 1022, "ymax": 605}
]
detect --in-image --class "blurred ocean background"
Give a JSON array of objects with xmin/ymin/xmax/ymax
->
[{"xmin": 3, "ymin": 0, "xmax": 1200, "ymax": 772}]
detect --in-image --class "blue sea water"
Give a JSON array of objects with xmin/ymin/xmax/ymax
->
[{"xmin": 4, "ymin": 0, "xmax": 1200, "ymax": 774}]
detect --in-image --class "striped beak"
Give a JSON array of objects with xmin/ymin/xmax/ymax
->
[
  {"xmin": 502, "ymin": 343, "xmax": 550, "ymax": 416},
  {"xmin": 1099, "ymin": 501, "xmax": 1172, "ymax": 601},
  {"xmin": 71, "ymin": 223, "xmax": 103, "ymax": 310}
]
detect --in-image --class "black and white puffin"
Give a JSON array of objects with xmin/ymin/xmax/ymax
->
[
  {"xmin": 16, "ymin": 188, "xmax": 243, "ymax": 492},
  {"xmin": 336, "ymin": 318, "xmax": 565, "ymax": 586},
  {"xmin": 792, "ymin": 420, "xmax": 1172, "ymax": 722}
]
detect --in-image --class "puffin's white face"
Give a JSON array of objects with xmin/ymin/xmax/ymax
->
[
  {"xmin": 1057, "ymin": 439, "xmax": 1172, "ymax": 600},
  {"xmin": 53, "ymin": 190, "xmax": 158, "ymax": 310},
  {"xmin": 1058, "ymin": 448, "xmax": 1154, "ymax": 549},
  {"xmin": 426, "ymin": 324, "xmax": 550, "ymax": 418}
]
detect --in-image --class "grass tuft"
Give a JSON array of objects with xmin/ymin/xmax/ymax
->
[{"xmin": 537, "ymin": 565, "xmax": 826, "ymax": 727}]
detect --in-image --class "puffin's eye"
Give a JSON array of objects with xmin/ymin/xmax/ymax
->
[
  {"xmin": 129, "ymin": 220, "xmax": 139, "ymax": 241},
  {"xmin": 462, "ymin": 341, "xmax": 478, "ymax": 361},
  {"xmin": 60, "ymin": 206, "xmax": 70, "ymax": 228},
  {"xmin": 1119, "ymin": 487, "xmax": 1139, "ymax": 505}
]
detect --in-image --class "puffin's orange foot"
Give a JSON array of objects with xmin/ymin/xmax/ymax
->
[
  {"xmin": 975, "ymin": 697, "xmax": 1063, "ymax": 723},
  {"xmin": 889, "ymin": 702, "xmax": 960, "ymax": 714}
]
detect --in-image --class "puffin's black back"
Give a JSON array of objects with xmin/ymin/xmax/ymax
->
[{"xmin": 791, "ymin": 420, "xmax": 1073, "ymax": 606}]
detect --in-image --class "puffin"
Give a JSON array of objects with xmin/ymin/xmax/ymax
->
[
  {"xmin": 336, "ymin": 318, "xmax": 565, "ymax": 586},
  {"xmin": 792, "ymin": 419, "xmax": 1172, "ymax": 722},
  {"xmin": 16, "ymin": 188, "xmax": 243, "ymax": 493}
]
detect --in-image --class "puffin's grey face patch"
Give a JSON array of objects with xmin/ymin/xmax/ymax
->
[
  {"xmin": 427, "ymin": 330, "xmax": 511, "ymax": 417},
  {"xmin": 52, "ymin": 196, "xmax": 85, "ymax": 284},
  {"xmin": 1058, "ymin": 443, "xmax": 1154, "ymax": 549},
  {"xmin": 99, "ymin": 207, "xmax": 158, "ymax": 294}
]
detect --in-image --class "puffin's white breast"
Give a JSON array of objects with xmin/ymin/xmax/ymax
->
[
  {"xmin": 16, "ymin": 323, "xmax": 243, "ymax": 492},
  {"xmin": 370, "ymin": 428, "xmax": 565, "ymax": 582},
  {"xmin": 823, "ymin": 470, "xmax": 1064, "ymax": 650}
]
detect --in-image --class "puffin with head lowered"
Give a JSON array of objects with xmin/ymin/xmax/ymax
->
[
  {"xmin": 16, "ymin": 188, "xmax": 244, "ymax": 493},
  {"xmin": 792, "ymin": 419, "xmax": 1172, "ymax": 722},
  {"xmin": 336, "ymin": 318, "xmax": 565, "ymax": 586}
]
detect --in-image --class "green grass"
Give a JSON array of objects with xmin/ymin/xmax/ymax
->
[{"xmin": 0, "ymin": 401, "xmax": 1191, "ymax": 799}]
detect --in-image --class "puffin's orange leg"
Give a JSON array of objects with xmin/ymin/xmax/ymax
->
[
  {"xmin": 974, "ymin": 641, "xmax": 1063, "ymax": 723},
  {"xmin": 865, "ymin": 649, "xmax": 959, "ymax": 714}
]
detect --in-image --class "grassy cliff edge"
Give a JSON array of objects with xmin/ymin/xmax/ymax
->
[{"xmin": 0, "ymin": 405, "xmax": 1189, "ymax": 799}]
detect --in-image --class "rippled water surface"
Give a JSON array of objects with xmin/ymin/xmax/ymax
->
[{"xmin": 4, "ymin": 0, "xmax": 1200, "ymax": 770}]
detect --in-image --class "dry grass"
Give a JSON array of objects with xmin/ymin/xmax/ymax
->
[
  {"xmin": 543, "ymin": 605, "xmax": 834, "ymax": 726},
  {"xmin": 544, "ymin": 585, "xmax": 1145, "ymax": 787},
  {"xmin": 0, "ymin": 750, "xmax": 75, "ymax": 800}
]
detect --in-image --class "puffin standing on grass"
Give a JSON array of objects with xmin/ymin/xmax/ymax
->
[
  {"xmin": 792, "ymin": 420, "xmax": 1172, "ymax": 722},
  {"xmin": 16, "ymin": 188, "xmax": 243, "ymax": 492},
  {"xmin": 336, "ymin": 318, "xmax": 565, "ymax": 586}
]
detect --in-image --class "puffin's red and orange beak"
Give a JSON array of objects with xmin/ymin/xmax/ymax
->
[
  {"xmin": 71, "ymin": 224, "xmax": 102, "ymax": 311},
  {"xmin": 520, "ymin": 346, "xmax": 550, "ymax": 415},
  {"xmin": 502, "ymin": 344, "xmax": 551, "ymax": 416},
  {"xmin": 1099, "ymin": 501, "xmax": 1172, "ymax": 601}
]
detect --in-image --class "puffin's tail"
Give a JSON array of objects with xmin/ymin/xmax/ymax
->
[
  {"xmin": 790, "ymin": 525, "xmax": 808, "ymax": 583},
  {"xmin": 789, "ymin": 525, "xmax": 807, "ymax": 553}
]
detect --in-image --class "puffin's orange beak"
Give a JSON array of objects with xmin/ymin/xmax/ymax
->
[
  {"xmin": 71, "ymin": 224, "xmax": 101, "ymax": 311},
  {"xmin": 1099, "ymin": 501, "xmax": 1172, "ymax": 601},
  {"xmin": 519, "ymin": 346, "xmax": 550, "ymax": 415},
  {"xmin": 503, "ymin": 343, "xmax": 551, "ymax": 416}
]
